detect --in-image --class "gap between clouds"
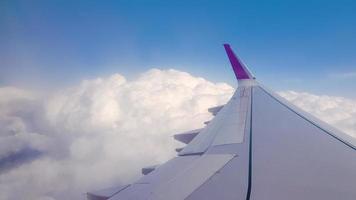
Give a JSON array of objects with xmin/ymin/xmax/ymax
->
[{"xmin": 0, "ymin": 68, "xmax": 355, "ymax": 200}]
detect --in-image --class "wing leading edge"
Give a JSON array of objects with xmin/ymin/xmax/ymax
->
[{"xmin": 88, "ymin": 44, "xmax": 356, "ymax": 200}]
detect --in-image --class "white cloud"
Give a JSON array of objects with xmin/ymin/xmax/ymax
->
[
  {"xmin": 0, "ymin": 69, "xmax": 355, "ymax": 200},
  {"xmin": 0, "ymin": 87, "xmax": 50, "ymax": 159},
  {"xmin": 0, "ymin": 69, "xmax": 233, "ymax": 200}
]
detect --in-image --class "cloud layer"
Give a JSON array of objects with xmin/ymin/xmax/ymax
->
[{"xmin": 0, "ymin": 69, "xmax": 355, "ymax": 199}]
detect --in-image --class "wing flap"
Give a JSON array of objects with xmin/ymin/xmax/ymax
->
[
  {"xmin": 173, "ymin": 129, "xmax": 202, "ymax": 144},
  {"xmin": 208, "ymin": 105, "xmax": 224, "ymax": 116},
  {"xmin": 87, "ymin": 185, "xmax": 129, "ymax": 200}
]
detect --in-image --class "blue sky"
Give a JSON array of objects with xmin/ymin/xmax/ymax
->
[{"xmin": 1, "ymin": 0, "xmax": 356, "ymax": 97}]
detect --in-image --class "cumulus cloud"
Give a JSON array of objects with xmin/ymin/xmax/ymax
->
[
  {"xmin": 0, "ymin": 87, "xmax": 50, "ymax": 159},
  {"xmin": 0, "ymin": 69, "xmax": 233, "ymax": 200},
  {"xmin": 0, "ymin": 69, "xmax": 355, "ymax": 200}
]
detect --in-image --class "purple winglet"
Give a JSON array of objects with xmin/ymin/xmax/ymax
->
[{"xmin": 223, "ymin": 44, "xmax": 253, "ymax": 80}]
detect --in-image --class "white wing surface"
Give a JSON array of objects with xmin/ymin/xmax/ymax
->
[{"xmin": 88, "ymin": 44, "xmax": 356, "ymax": 200}]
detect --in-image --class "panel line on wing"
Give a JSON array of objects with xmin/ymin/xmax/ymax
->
[
  {"xmin": 245, "ymin": 86, "xmax": 253, "ymax": 200},
  {"xmin": 258, "ymin": 86, "xmax": 356, "ymax": 151},
  {"xmin": 184, "ymin": 155, "xmax": 239, "ymax": 200},
  {"xmin": 149, "ymin": 154, "xmax": 236, "ymax": 200}
]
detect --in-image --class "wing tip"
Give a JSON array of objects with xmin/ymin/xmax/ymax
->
[
  {"xmin": 223, "ymin": 43, "xmax": 231, "ymax": 48},
  {"xmin": 223, "ymin": 43, "xmax": 254, "ymax": 80}
]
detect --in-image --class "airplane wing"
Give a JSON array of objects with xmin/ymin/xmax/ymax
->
[{"xmin": 88, "ymin": 44, "xmax": 356, "ymax": 200}]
